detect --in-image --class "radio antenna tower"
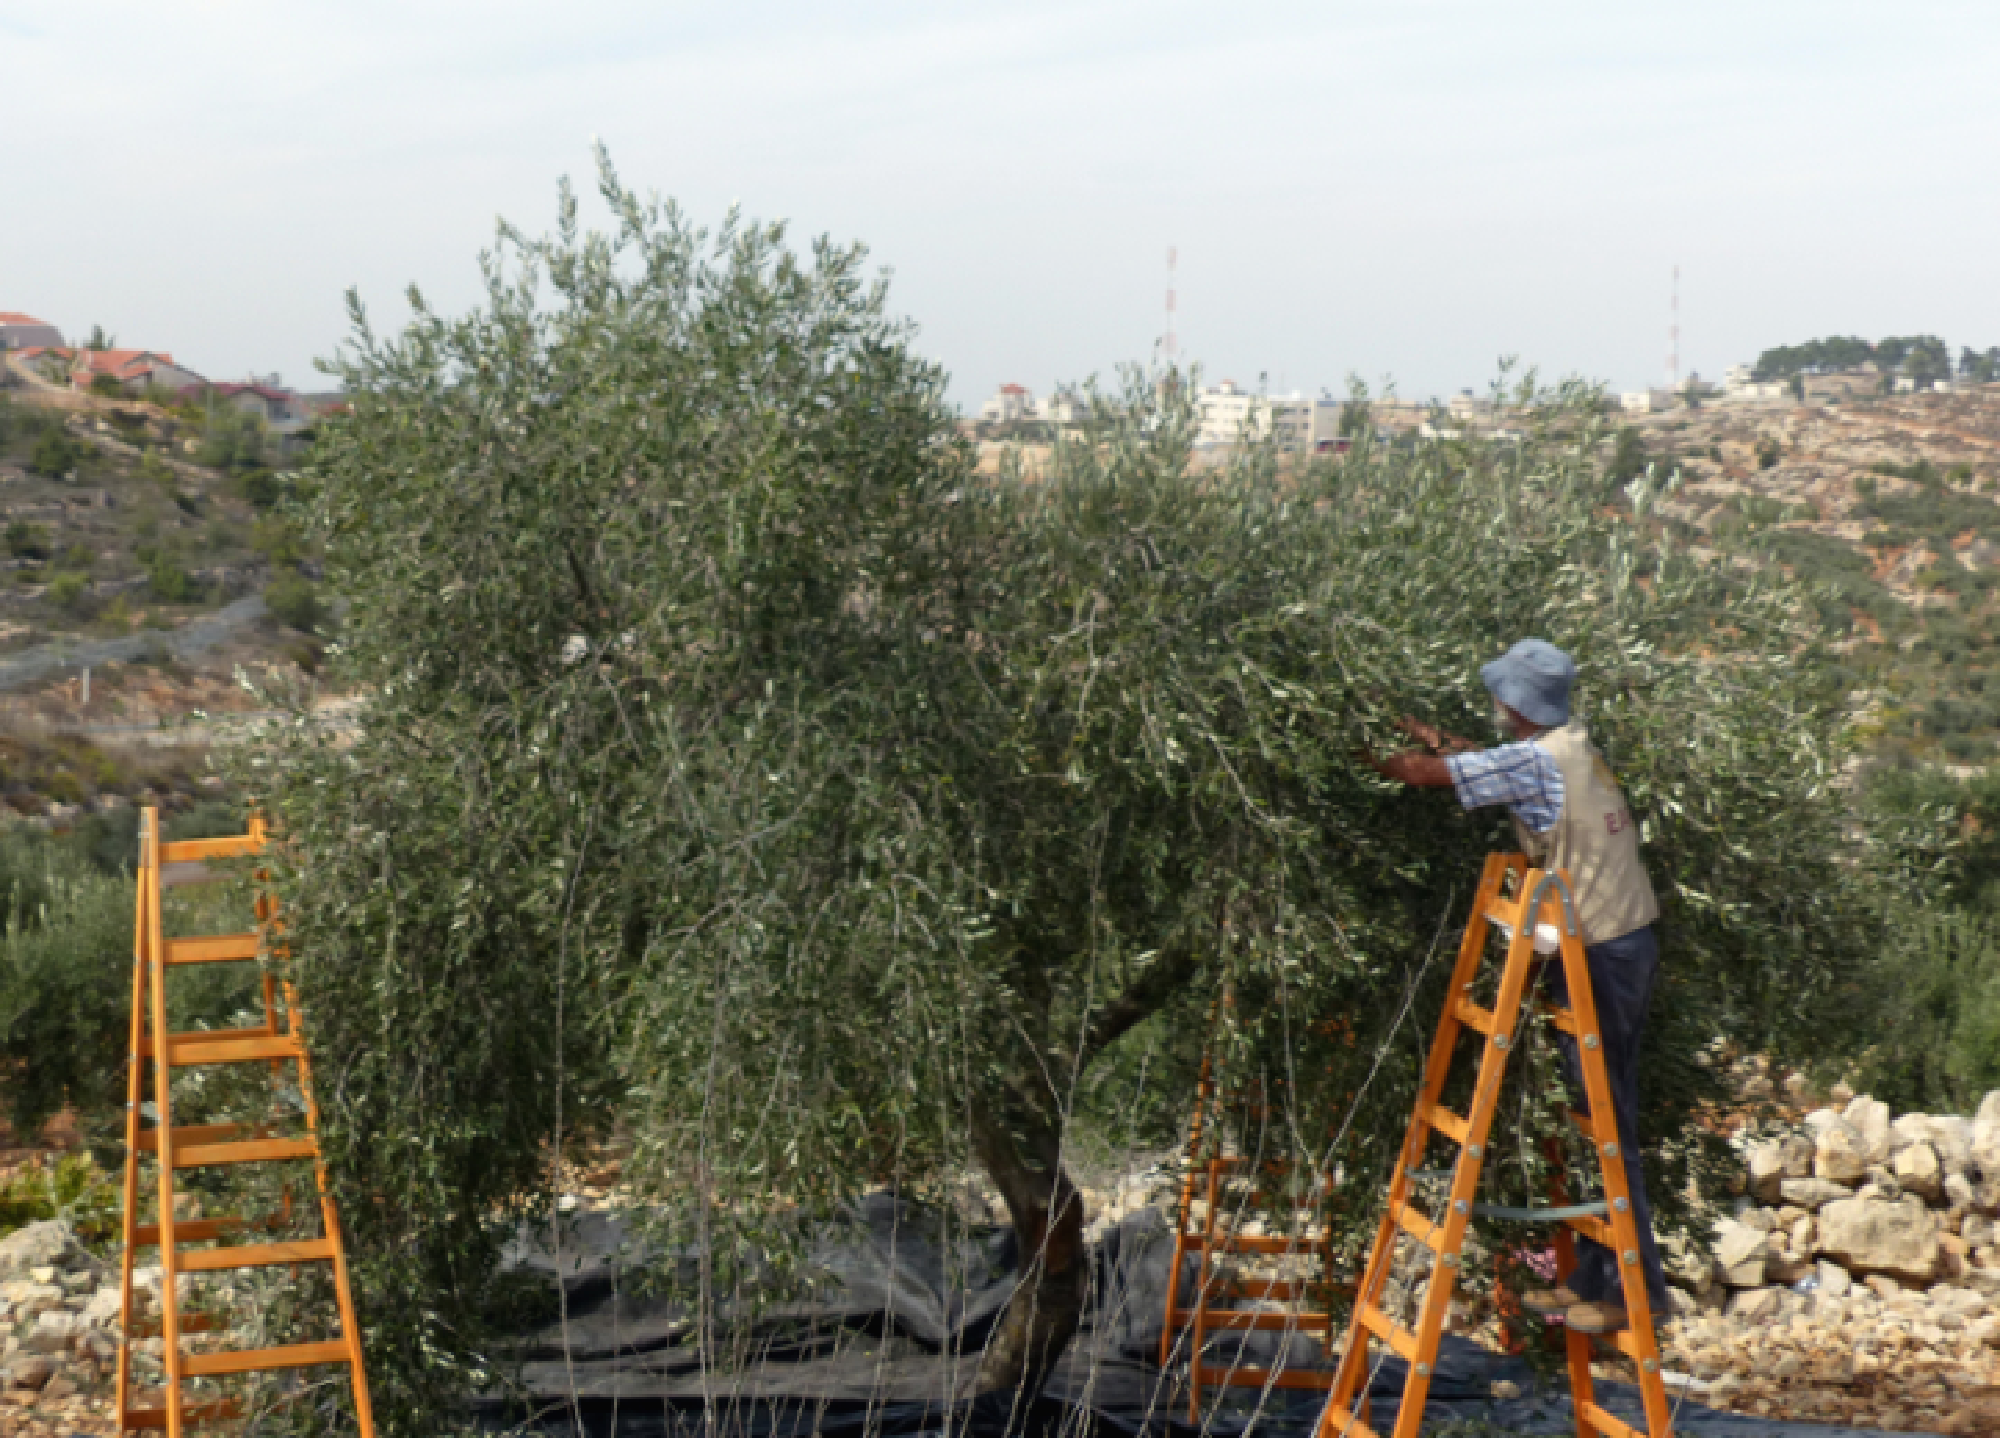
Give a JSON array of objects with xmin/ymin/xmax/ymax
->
[
  {"xmin": 1165, "ymin": 246, "xmax": 1179, "ymax": 368},
  {"xmin": 1667, "ymin": 264, "xmax": 1680, "ymax": 393}
]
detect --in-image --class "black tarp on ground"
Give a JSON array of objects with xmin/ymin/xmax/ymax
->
[{"xmin": 475, "ymin": 1196, "xmax": 1916, "ymax": 1438}]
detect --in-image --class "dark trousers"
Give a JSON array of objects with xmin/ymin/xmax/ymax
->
[{"xmin": 1537, "ymin": 924, "xmax": 1668, "ymax": 1310}]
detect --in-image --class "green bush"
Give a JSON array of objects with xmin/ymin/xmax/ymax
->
[
  {"xmin": 27, "ymin": 428, "xmax": 80, "ymax": 478},
  {"xmin": 146, "ymin": 555, "xmax": 199, "ymax": 604},
  {"xmin": 264, "ymin": 569, "xmax": 321, "ymax": 632},
  {"xmin": 45, "ymin": 571, "xmax": 90, "ymax": 615},
  {"xmin": 5, "ymin": 521, "xmax": 50, "ymax": 562}
]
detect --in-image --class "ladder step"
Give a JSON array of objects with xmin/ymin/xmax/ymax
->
[
  {"xmin": 1565, "ymin": 1213, "xmax": 1617, "ymax": 1249},
  {"xmin": 1221, "ymin": 1278, "xmax": 1309, "ymax": 1300},
  {"xmin": 1566, "ymin": 1107, "xmax": 1603, "ymax": 1140},
  {"xmin": 163, "ymin": 933, "xmax": 262, "ymax": 965},
  {"xmin": 159, "ymin": 834, "xmax": 264, "ymax": 863},
  {"xmin": 135, "ymin": 1123, "xmax": 262, "ymax": 1154},
  {"xmin": 139, "ymin": 1030, "xmax": 301, "ymax": 1067},
  {"xmin": 178, "ymin": 1238, "xmax": 336, "ymax": 1273},
  {"xmin": 1314, "ymin": 1404, "xmax": 1380, "ymax": 1438},
  {"xmin": 1422, "ymin": 1103, "xmax": 1470, "ymax": 1146},
  {"xmin": 182, "ymin": 1339, "xmax": 353, "ymax": 1378},
  {"xmin": 1452, "ymin": 997, "xmax": 1498, "ymax": 1035},
  {"xmin": 122, "ymin": 1396, "xmax": 243, "ymax": 1429},
  {"xmin": 1181, "ymin": 1233, "xmax": 1327, "ymax": 1254},
  {"xmin": 1483, "ymin": 892, "xmax": 1527, "ymax": 934},
  {"xmin": 1195, "ymin": 1310, "xmax": 1332, "ymax": 1332},
  {"xmin": 1354, "ymin": 1303, "xmax": 1420, "ymax": 1363},
  {"xmin": 133, "ymin": 1215, "xmax": 271, "ymax": 1246},
  {"xmin": 1537, "ymin": 1000, "xmax": 1579, "ymax": 1035},
  {"xmin": 1577, "ymin": 1399, "xmax": 1646, "ymax": 1438},
  {"xmin": 1390, "ymin": 1201, "xmax": 1443, "ymax": 1252},
  {"xmin": 174, "ymin": 1136, "xmax": 319, "ymax": 1169},
  {"xmin": 1192, "ymin": 1365, "xmax": 1338, "ymax": 1392},
  {"xmin": 125, "ymin": 1312, "xmax": 225, "ymax": 1344}
]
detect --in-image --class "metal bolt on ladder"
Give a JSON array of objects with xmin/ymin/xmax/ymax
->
[
  {"xmin": 1315, "ymin": 852, "xmax": 1674, "ymax": 1438},
  {"xmin": 114, "ymin": 808, "xmax": 375, "ymax": 1435}
]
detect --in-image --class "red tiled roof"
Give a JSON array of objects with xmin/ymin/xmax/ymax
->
[
  {"xmin": 999, "ymin": 383, "xmax": 1028, "ymax": 395},
  {"xmin": 0, "ymin": 312, "xmax": 55, "ymax": 327},
  {"xmin": 74, "ymin": 348, "xmax": 177, "ymax": 378}
]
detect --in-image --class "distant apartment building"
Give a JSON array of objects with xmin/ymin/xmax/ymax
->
[
  {"xmin": 1448, "ymin": 389, "xmax": 1495, "ymax": 422},
  {"xmin": 213, "ymin": 381, "xmax": 309, "ymax": 432},
  {"xmin": 1196, "ymin": 381, "xmax": 1342, "ymax": 452},
  {"xmin": 1619, "ymin": 389, "xmax": 1674, "ymax": 415},
  {"xmin": 0, "ymin": 313, "xmax": 63, "ymax": 350},
  {"xmin": 980, "ymin": 383, "xmax": 1035, "ymax": 425},
  {"xmin": 1040, "ymin": 387, "xmax": 1088, "ymax": 426}
]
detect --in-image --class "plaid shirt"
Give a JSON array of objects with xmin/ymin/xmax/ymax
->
[{"xmin": 1445, "ymin": 741, "xmax": 1564, "ymax": 835}]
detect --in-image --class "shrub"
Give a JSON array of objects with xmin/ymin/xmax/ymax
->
[
  {"xmin": 264, "ymin": 569, "xmax": 321, "ymax": 632},
  {"xmin": 146, "ymin": 555, "xmax": 198, "ymax": 604},
  {"xmin": 45, "ymin": 572, "xmax": 90, "ymax": 615},
  {"xmin": 5, "ymin": 522, "xmax": 50, "ymax": 561},
  {"xmin": 27, "ymin": 428, "xmax": 79, "ymax": 478}
]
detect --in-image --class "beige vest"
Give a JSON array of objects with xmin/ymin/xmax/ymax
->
[{"xmin": 1510, "ymin": 722, "xmax": 1660, "ymax": 945}]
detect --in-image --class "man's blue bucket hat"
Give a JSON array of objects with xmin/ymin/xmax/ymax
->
[{"xmin": 1480, "ymin": 638, "xmax": 1575, "ymax": 728}]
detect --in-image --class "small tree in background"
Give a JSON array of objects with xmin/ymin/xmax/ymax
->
[{"xmin": 249, "ymin": 156, "xmax": 1873, "ymax": 1429}]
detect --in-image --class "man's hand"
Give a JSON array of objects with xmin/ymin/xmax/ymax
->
[{"xmin": 1397, "ymin": 715, "xmax": 1477, "ymax": 755}]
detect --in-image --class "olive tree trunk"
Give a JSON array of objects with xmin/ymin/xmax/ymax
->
[{"xmin": 968, "ymin": 1101, "xmax": 1088, "ymax": 1399}]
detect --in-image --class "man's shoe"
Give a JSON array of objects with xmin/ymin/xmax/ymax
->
[
  {"xmin": 1564, "ymin": 1300, "xmax": 1629, "ymax": 1334},
  {"xmin": 1518, "ymin": 1285, "xmax": 1582, "ymax": 1317}
]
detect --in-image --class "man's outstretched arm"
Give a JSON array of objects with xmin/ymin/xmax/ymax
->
[{"xmin": 1366, "ymin": 750, "xmax": 1455, "ymax": 787}]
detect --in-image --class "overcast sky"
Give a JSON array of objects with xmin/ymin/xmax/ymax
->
[{"xmin": 6, "ymin": 2, "xmax": 1999, "ymax": 409}]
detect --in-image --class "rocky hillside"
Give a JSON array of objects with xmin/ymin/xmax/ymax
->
[{"xmin": 1624, "ymin": 382, "xmax": 2000, "ymax": 765}]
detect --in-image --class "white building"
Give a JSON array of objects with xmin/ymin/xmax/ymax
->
[
  {"xmin": 1619, "ymin": 390, "xmax": 1672, "ymax": 415},
  {"xmin": 1447, "ymin": 390, "xmax": 1495, "ymax": 422},
  {"xmin": 979, "ymin": 383, "xmax": 1035, "ymax": 425},
  {"xmin": 1196, "ymin": 381, "xmax": 1342, "ymax": 453},
  {"xmin": 1040, "ymin": 387, "xmax": 1089, "ymax": 426}
]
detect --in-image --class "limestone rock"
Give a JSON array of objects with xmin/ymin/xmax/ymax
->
[
  {"xmin": 1816, "ymin": 1119, "xmax": 1871, "ymax": 1185},
  {"xmin": 1845, "ymin": 1095, "xmax": 1893, "ymax": 1165},
  {"xmin": 1713, "ymin": 1220, "xmax": 1771, "ymax": 1289},
  {"xmin": 1781, "ymin": 1177, "xmax": 1853, "ymax": 1210},
  {"xmin": 1745, "ymin": 1140, "xmax": 1784, "ymax": 1203},
  {"xmin": 2, "ymin": 1356, "xmax": 55, "ymax": 1390},
  {"xmin": 1946, "ymin": 1171, "xmax": 1977, "ymax": 1211},
  {"xmin": 1888, "ymin": 1144, "xmax": 1936, "ymax": 1200},
  {"xmin": 1817, "ymin": 1195, "xmax": 1940, "ymax": 1282},
  {"xmin": 1779, "ymin": 1133, "xmax": 1816, "ymax": 1179},
  {"xmin": 0, "ymin": 1224, "xmax": 73, "ymax": 1281},
  {"xmin": 1727, "ymin": 1286, "xmax": 1783, "ymax": 1322},
  {"xmin": 1815, "ymin": 1259, "xmax": 1852, "ymax": 1298}
]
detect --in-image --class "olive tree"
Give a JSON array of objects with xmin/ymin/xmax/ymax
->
[{"xmin": 249, "ymin": 157, "xmax": 1871, "ymax": 1428}]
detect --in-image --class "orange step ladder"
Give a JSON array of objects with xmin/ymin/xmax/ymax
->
[
  {"xmin": 1315, "ymin": 853, "xmax": 1672, "ymax": 1438},
  {"xmin": 1161, "ymin": 1017, "xmax": 1345, "ymax": 1418},
  {"xmin": 115, "ymin": 808, "xmax": 375, "ymax": 1435}
]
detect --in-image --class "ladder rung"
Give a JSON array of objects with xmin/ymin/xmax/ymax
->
[
  {"xmin": 1195, "ymin": 1310, "xmax": 1332, "ymax": 1332},
  {"xmin": 1598, "ymin": 1325, "xmax": 1661, "ymax": 1364},
  {"xmin": 1422, "ymin": 1103, "xmax": 1470, "ymax": 1146},
  {"xmin": 1565, "ymin": 1214, "xmax": 1617, "ymax": 1249},
  {"xmin": 1538, "ymin": 1001, "xmax": 1579, "ymax": 1035},
  {"xmin": 143, "ymin": 1032, "xmax": 301, "ymax": 1067},
  {"xmin": 164, "ymin": 933, "xmax": 262, "ymax": 965},
  {"xmin": 1354, "ymin": 1303, "xmax": 1420, "ymax": 1363},
  {"xmin": 122, "ymin": 1397, "xmax": 242, "ymax": 1429},
  {"xmin": 1390, "ymin": 1201, "xmax": 1443, "ymax": 1252},
  {"xmin": 159, "ymin": 834, "xmax": 264, "ymax": 863},
  {"xmin": 127, "ymin": 1311, "xmax": 226, "ymax": 1339},
  {"xmin": 1452, "ymin": 997, "xmax": 1497, "ymax": 1035},
  {"xmin": 1483, "ymin": 893, "xmax": 1526, "ymax": 934},
  {"xmin": 1192, "ymin": 1365, "xmax": 1338, "ymax": 1391},
  {"xmin": 1221, "ymin": 1278, "xmax": 1308, "ymax": 1300},
  {"xmin": 175, "ymin": 1136, "xmax": 319, "ymax": 1169},
  {"xmin": 133, "ymin": 1215, "xmax": 272, "ymax": 1246},
  {"xmin": 136, "ymin": 1123, "xmax": 261, "ymax": 1154},
  {"xmin": 178, "ymin": 1238, "xmax": 336, "ymax": 1272},
  {"xmin": 183, "ymin": 1339, "xmax": 353, "ymax": 1378},
  {"xmin": 1567, "ymin": 1107, "xmax": 1603, "ymax": 1140},
  {"xmin": 1313, "ymin": 1404, "xmax": 1379, "ymax": 1438},
  {"xmin": 1181, "ymin": 1233, "xmax": 1326, "ymax": 1254},
  {"xmin": 1577, "ymin": 1400, "xmax": 1646, "ymax": 1438}
]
